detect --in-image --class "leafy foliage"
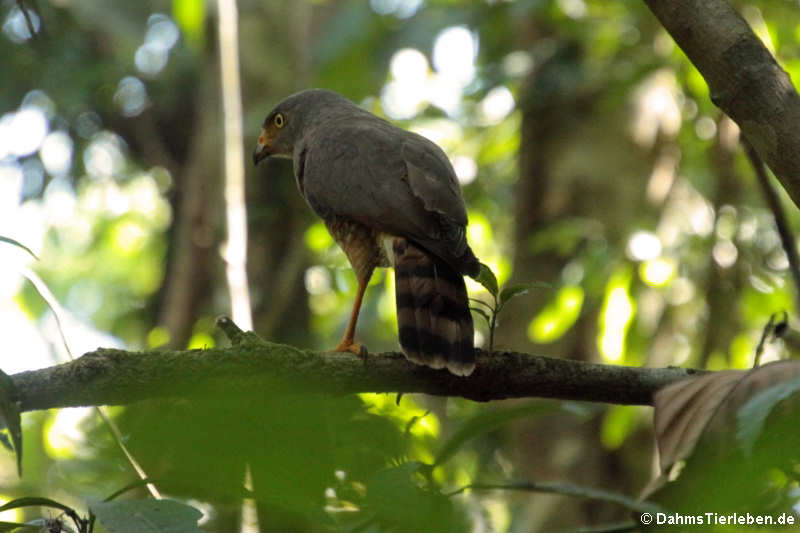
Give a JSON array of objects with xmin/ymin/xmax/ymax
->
[
  {"xmin": 2, "ymin": 0, "xmax": 800, "ymax": 531},
  {"xmin": 90, "ymin": 499, "xmax": 204, "ymax": 533}
]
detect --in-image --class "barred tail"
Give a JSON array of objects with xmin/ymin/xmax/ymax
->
[{"xmin": 393, "ymin": 237, "xmax": 475, "ymax": 376}]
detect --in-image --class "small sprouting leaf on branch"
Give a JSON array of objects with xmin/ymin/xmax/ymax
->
[
  {"xmin": 475, "ymin": 263, "xmax": 498, "ymax": 297},
  {"xmin": 497, "ymin": 281, "xmax": 551, "ymax": 311},
  {"xmin": 470, "ymin": 264, "xmax": 549, "ymax": 353},
  {"xmin": 498, "ymin": 284, "xmax": 531, "ymax": 307}
]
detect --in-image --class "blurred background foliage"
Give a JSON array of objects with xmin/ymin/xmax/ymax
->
[{"xmin": 0, "ymin": 0, "xmax": 799, "ymax": 531}]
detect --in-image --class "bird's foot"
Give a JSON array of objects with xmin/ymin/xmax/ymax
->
[{"xmin": 333, "ymin": 340, "xmax": 368, "ymax": 361}]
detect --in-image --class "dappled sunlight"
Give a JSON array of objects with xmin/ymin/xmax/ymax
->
[
  {"xmin": 304, "ymin": 221, "xmax": 335, "ymax": 253},
  {"xmin": 114, "ymin": 76, "xmax": 149, "ymax": 117},
  {"xmin": 626, "ymin": 231, "xmax": 662, "ymax": 261},
  {"xmin": 369, "ymin": 0, "xmax": 423, "ymax": 19},
  {"xmin": 381, "ymin": 26, "xmax": 478, "ymax": 119},
  {"xmin": 135, "ymin": 13, "xmax": 180, "ymax": 77},
  {"xmin": 45, "ymin": 407, "xmax": 95, "ymax": 459},
  {"xmin": 40, "ymin": 130, "xmax": 74, "ymax": 176},
  {"xmin": 0, "ymin": 106, "xmax": 48, "ymax": 159},
  {"xmin": 359, "ymin": 392, "xmax": 440, "ymax": 463},
  {"xmin": 639, "ymin": 257, "xmax": 675, "ymax": 287},
  {"xmin": 83, "ymin": 132, "xmax": 127, "ymax": 179},
  {"xmin": 304, "ymin": 265, "xmax": 332, "ymax": 295},
  {"xmin": 712, "ymin": 239, "xmax": 738, "ymax": 268},
  {"xmin": 0, "ymin": 504, "xmax": 21, "ymax": 524},
  {"xmin": 111, "ymin": 220, "xmax": 148, "ymax": 256},
  {"xmin": 2, "ymin": 4, "xmax": 39, "ymax": 43},
  {"xmin": 742, "ymin": 5, "xmax": 775, "ymax": 54},
  {"xmin": 2, "ymin": 1, "xmax": 799, "ymax": 530},
  {"xmin": 557, "ymin": 0, "xmax": 588, "ymax": 19},
  {"xmin": 629, "ymin": 69, "xmax": 681, "ymax": 147},
  {"xmin": 381, "ymin": 48, "xmax": 429, "ymax": 119},
  {"xmin": 378, "ymin": 269, "xmax": 396, "ymax": 325},
  {"xmin": 432, "ymin": 26, "xmax": 476, "ymax": 89},
  {"xmin": 479, "ymin": 86, "xmax": 515, "ymax": 125},
  {"xmin": 187, "ymin": 331, "xmax": 215, "ymax": 349},
  {"xmin": 451, "ymin": 154, "xmax": 478, "ymax": 185},
  {"xmin": 527, "ymin": 285, "xmax": 584, "ymax": 343},
  {"xmin": 665, "ymin": 277, "xmax": 695, "ymax": 306},
  {"xmin": 598, "ymin": 272, "xmax": 635, "ymax": 363},
  {"xmin": 0, "ymin": 296, "xmax": 52, "ymax": 373},
  {"xmin": 601, "ymin": 405, "xmax": 642, "ymax": 450},
  {"xmin": 656, "ymin": 180, "xmax": 716, "ymax": 247}
]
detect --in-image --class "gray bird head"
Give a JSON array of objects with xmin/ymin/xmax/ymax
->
[{"xmin": 253, "ymin": 89, "xmax": 360, "ymax": 165}]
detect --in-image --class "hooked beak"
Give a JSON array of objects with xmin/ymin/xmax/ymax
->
[
  {"xmin": 253, "ymin": 144, "xmax": 269, "ymax": 166},
  {"xmin": 252, "ymin": 129, "xmax": 271, "ymax": 166}
]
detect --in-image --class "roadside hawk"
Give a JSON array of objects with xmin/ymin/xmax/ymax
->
[{"xmin": 253, "ymin": 89, "xmax": 481, "ymax": 376}]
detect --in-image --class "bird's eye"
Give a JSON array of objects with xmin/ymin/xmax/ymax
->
[{"xmin": 274, "ymin": 113, "xmax": 285, "ymax": 128}]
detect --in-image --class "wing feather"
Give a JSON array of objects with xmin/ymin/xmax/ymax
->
[{"xmin": 300, "ymin": 118, "xmax": 471, "ymax": 270}]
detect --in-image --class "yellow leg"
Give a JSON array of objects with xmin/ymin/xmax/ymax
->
[{"xmin": 333, "ymin": 277, "xmax": 369, "ymax": 358}]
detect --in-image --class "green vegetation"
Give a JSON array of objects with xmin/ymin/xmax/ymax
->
[{"xmin": 1, "ymin": 0, "xmax": 799, "ymax": 531}]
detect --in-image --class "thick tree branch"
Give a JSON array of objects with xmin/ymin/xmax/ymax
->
[
  {"xmin": 10, "ymin": 320, "xmax": 701, "ymax": 411},
  {"xmin": 644, "ymin": 0, "xmax": 800, "ymax": 209}
]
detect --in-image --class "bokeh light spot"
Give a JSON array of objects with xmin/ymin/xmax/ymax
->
[
  {"xmin": 40, "ymin": 130, "xmax": 73, "ymax": 176},
  {"xmin": 627, "ymin": 231, "xmax": 662, "ymax": 261}
]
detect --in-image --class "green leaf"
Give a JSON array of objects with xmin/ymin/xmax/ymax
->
[
  {"xmin": 90, "ymin": 499, "xmax": 204, "ymax": 533},
  {"xmin": 0, "ymin": 369, "xmax": 22, "ymax": 477},
  {"xmin": 498, "ymin": 284, "xmax": 530, "ymax": 307},
  {"xmin": 469, "ymin": 306, "xmax": 491, "ymax": 326},
  {"xmin": 474, "ymin": 263, "xmax": 498, "ymax": 297},
  {"xmin": 434, "ymin": 402, "xmax": 558, "ymax": 466},
  {"xmin": 0, "ymin": 497, "xmax": 75, "ymax": 515},
  {"xmin": 366, "ymin": 462, "xmax": 465, "ymax": 532},
  {"xmin": 497, "ymin": 281, "xmax": 550, "ymax": 309},
  {"xmin": 0, "ymin": 236, "xmax": 37, "ymax": 260},
  {"xmin": 736, "ymin": 375, "xmax": 800, "ymax": 456}
]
